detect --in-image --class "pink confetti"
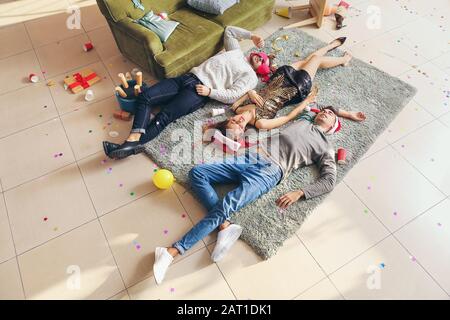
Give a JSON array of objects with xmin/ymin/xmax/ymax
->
[
  {"xmin": 437, "ymin": 223, "xmax": 442, "ymax": 227},
  {"xmin": 135, "ymin": 244, "xmax": 141, "ymax": 250},
  {"xmin": 163, "ymin": 229, "xmax": 168, "ymax": 235},
  {"xmin": 393, "ymin": 211, "xmax": 398, "ymax": 216},
  {"xmin": 101, "ymin": 159, "xmax": 107, "ymax": 165},
  {"xmin": 181, "ymin": 214, "xmax": 186, "ymax": 218},
  {"xmin": 119, "ymin": 183, "xmax": 123, "ymax": 187},
  {"xmin": 170, "ymin": 288, "xmax": 175, "ymax": 293}
]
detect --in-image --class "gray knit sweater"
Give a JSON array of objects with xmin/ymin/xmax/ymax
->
[
  {"xmin": 261, "ymin": 109, "xmax": 339, "ymax": 199},
  {"xmin": 190, "ymin": 26, "xmax": 258, "ymax": 104}
]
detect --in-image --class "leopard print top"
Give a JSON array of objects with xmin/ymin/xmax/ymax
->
[{"xmin": 244, "ymin": 73, "xmax": 299, "ymax": 122}]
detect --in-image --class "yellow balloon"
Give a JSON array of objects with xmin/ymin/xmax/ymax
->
[{"xmin": 152, "ymin": 169, "xmax": 174, "ymax": 189}]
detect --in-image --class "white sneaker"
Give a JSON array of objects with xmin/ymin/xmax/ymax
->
[
  {"xmin": 153, "ymin": 247, "xmax": 174, "ymax": 285},
  {"xmin": 211, "ymin": 224, "xmax": 243, "ymax": 262}
]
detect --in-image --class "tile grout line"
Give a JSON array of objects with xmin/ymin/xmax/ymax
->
[
  {"xmin": 343, "ymin": 179, "xmax": 449, "ymax": 293},
  {"xmin": 29, "ymin": 26, "xmax": 130, "ymax": 297},
  {"xmin": 292, "ymin": 234, "xmax": 346, "ymax": 300},
  {"xmin": 59, "ymin": 114, "xmax": 130, "ymax": 296},
  {"xmin": 0, "ymin": 92, "xmax": 116, "ymax": 141},
  {"xmin": 0, "ymin": 178, "xmax": 27, "ymax": 299},
  {"xmin": 388, "ymin": 143, "xmax": 448, "ymax": 198},
  {"xmin": 122, "ymin": 244, "xmax": 209, "ymax": 293},
  {"xmin": 390, "ymin": 232, "xmax": 450, "ymax": 297},
  {"xmin": 171, "ymin": 184, "xmax": 238, "ymax": 300}
]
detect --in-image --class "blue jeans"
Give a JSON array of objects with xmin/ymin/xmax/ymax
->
[
  {"xmin": 173, "ymin": 153, "xmax": 282, "ymax": 255},
  {"xmin": 131, "ymin": 73, "xmax": 209, "ymax": 144}
]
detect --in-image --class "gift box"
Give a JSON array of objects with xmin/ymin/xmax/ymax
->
[{"xmin": 64, "ymin": 68, "xmax": 101, "ymax": 93}]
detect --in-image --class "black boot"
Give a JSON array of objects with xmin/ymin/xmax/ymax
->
[
  {"xmin": 103, "ymin": 141, "xmax": 121, "ymax": 158},
  {"xmin": 108, "ymin": 141, "xmax": 144, "ymax": 160}
]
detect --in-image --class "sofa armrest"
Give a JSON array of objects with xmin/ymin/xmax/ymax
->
[{"xmin": 115, "ymin": 17, "xmax": 164, "ymax": 56}]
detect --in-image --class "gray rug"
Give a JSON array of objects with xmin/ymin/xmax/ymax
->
[{"xmin": 143, "ymin": 28, "xmax": 416, "ymax": 259}]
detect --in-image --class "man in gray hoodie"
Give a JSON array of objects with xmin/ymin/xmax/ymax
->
[
  {"xmin": 153, "ymin": 105, "xmax": 366, "ymax": 284},
  {"xmin": 103, "ymin": 26, "xmax": 264, "ymax": 159}
]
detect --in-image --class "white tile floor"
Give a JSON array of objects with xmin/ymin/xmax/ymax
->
[{"xmin": 0, "ymin": 0, "xmax": 449, "ymax": 300}]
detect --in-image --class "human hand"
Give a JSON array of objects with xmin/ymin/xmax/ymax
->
[
  {"xmin": 196, "ymin": 84, "xmax": 211, "ymax": 96},
  {"xmin": 248, "ymin": 90, "xmax": 264, "ymax": 107},
  {"xmin": 276, "ymin": 190, "xmax": 304, "ymax": 209},
  {"xmin": 231, "ymin": 100, "xmax": 242, "ymax": 112},
  {"xmin": 351, "ymin": 111, "xmax": 366, "ymax": 122},
  {"xmin": 251, "ymin": 34, "xmax": 265, "ymax": 48}
]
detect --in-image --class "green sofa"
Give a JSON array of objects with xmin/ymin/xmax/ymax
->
[{"xmin": 96, "ymin": 0, "xmax": 275, "ymax": 79}]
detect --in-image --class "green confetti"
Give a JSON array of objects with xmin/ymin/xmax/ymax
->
[{"xmin": 130, "ymin": 192, "xmax": 135, "ymax": 196}]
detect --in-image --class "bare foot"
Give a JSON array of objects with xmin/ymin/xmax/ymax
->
[{"xmin": 343, "ymin": 52, "xmax": 352, "ymax": 66}]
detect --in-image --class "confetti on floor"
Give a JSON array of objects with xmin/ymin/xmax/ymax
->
[
  {"xmin": 119, "ymin": 183, "xmax": 123, "ymax": 187},
  {"xmin": 170, "ymin": 288, "xmax": 175, "ymax": 293},
  {"xmin": 163, "ymin": 229, "xmax": 168, "ymax": 235},
  {"xmin": 53, "ymin": 153, "xmax": 63, "ymax": 158},
  {"xmin": 379, "ymin": 263, "xmax": 386, "ymax": 269},
  {"xmin": 181, "ymin": 214, "xmax": 186, "ymax": 218},
  {"xmin": 43, "ymin": 217, "xmax": 48, "ymax": 221},
  {"xmin": 410, "ymin": 256, "xmax": 417, "ymax": 262},
  {"xmin": 393, "ymin": 211, "xmax": 398, "ymax": 216},
  {"xmin": 107, "ymin": 167, "xmax": 112, "ymax": 174},
  {"xmin": 437, "ymin": 223, "xmax": 442, "ymax": 227},
  {"xmin": 130, "ymin": 192, "xmax": 135, "ymax": 196},
  {"xmin": 364, "ymin": 209, "xmax": 368, "ymax": 214}
]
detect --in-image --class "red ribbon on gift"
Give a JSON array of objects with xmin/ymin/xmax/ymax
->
[{"xmin": 68, "ymin": 72, "xmax": 97, "ymax": 90}]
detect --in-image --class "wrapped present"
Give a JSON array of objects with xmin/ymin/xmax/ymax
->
[{"xmin": 64, "ymin": 68, "xmax": 101, "ymax": 93}]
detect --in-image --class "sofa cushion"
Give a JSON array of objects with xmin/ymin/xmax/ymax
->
[
  {"xmin": 135, "ymin": 11, "xmax": 180, "ymax": 42},
  {"xmin": 154, "ymin": 8, "xmax": 224, "ymax": 68},
  {"xmin": 192, "ymin": 0, "xmax": 274, "ymax": 28},
  {"xmin": 186, "ymin": 0, "xmax": 239, "ymax": 15},
  {"xmin": 97, "ymin": 0, "xmax": 185, "ymax": 22}
]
